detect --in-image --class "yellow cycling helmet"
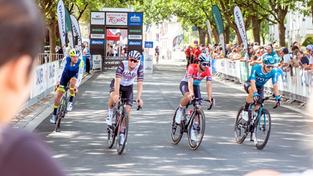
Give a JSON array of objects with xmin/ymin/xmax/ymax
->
[{"xmin": 69, "ymin": 48, "xmax": 78, "ymax": 57}]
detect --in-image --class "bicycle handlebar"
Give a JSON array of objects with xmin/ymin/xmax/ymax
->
[{"xmin": 257, "ymin": 96, "xmax": 280, "ymax": 109}]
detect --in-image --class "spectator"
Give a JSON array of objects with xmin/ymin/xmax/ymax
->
[
  {"xmin": 185, "ymin": 45, "xmax": 191, "ymax": 68},
  {"xmin": 281, "ymin": 47, "xmax": 292, "ymax": 72},
  {"xmin": 306, "ymin": 45, "xmax": 313, "ymax": 67},
  {"xmin": 83, "ymin": 42, "xmax": 91, "ymax": 74},
  {"xmin": 0, "ymin": 0, "xmax": 65, "ymax": 175},
  {"xmin": 155, "ymin": 46, "xmax": 160, "ymax": 64},
  {"xmin": 297, "ymin": 50, "xmax": 311, "ymax": 70}
]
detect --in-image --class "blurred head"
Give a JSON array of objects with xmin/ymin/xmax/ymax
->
[
  {"xmin": 198, "ymin": 53, "xmax": 210, "ymax": 71},
  {"xmin": 127, "ymin": 50, "xmax": 141, "ymax": 69},
  {"xmin": 265, "ymin": 44, "xmax": 273, "ymax": 54},
  {"xmin": 0, "ymin": 0, "xmax": 44, "ymax": 123},
  {"xmin": 262, "ymin": 55, "xmax": 278, "ymax": 73},
  {"xmin": 306, "ymin": 45, "xmax": 313, "ymax": 55},
  {"xmin": 69, "ymin": 49, "xmax": 79, "ymax": 63}
]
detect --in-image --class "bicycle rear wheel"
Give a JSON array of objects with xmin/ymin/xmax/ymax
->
[
  {"xmin": 255, "ymin": 109, "xmax": 271, "ymax": 150},
  {"xmin": 117, "ymin": 112, "xmax": 129, "ymax": 155},
  {"xmin": 187, "ymin": 109, "xmax": 205, "ymax": 150},
  {"xmin": 106, "ymin": 112, "xmax": 118, "ymax": 149},
  {"xmin": 171, "ymin": 107, "xmax": 184, "ymax": 144},
  {"xmin": 234, "ymin": 107, "xmax": 248, "ymax": 144}
]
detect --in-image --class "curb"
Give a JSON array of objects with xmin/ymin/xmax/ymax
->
[{"xmin": 13, "ymin": 73, "xmax": 95, "ymax": 131}]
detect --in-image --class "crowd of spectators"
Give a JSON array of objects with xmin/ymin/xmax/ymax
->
[{"xmin": 185, "ymin": 41, "xmax": 313, "ymax": 77}]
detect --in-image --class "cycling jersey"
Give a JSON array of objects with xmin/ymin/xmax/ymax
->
[
  {"xmin": 181, "ymin": 64, "xmax": 212, "ymax": 86},
  {"xmin": 247, "ymin": 64, "xmax": 279, "ymax": 87},
  {"xmin": 59, "ymin": 56, "xmax": 84, "ymax": 87},
  {"xmin": 116, "ymin": 60, "xmax": 144, "ymax": 86}
]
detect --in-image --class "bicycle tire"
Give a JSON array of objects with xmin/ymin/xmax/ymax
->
[
  {"xmin": 187, "ymin": 109, "xmax": 205, "ymax": 150},
  {"xmin": 55, "ymin": 98, "xmax": 66, "ymax": 132},
  {"xmin": 234, "ymin": 107, "xmax": 247, "ymax": 144},
  {"xmin": 170, "ymin": 107, "xmax": 184, "ymax": 145},
  {"xmin": 117, "ymin": 112, "xmax": 129, "ymax": 155},
  {"xmin": 255, "ymin": 108, "xmax": 271, "ymax": 150},
  {"xmin": 107, "ymin": 112, "xmax": 118, "ymax": 149}
]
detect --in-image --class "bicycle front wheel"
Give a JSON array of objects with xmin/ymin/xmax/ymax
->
[
  {"xmin": 55, "ymin": 98, "xmax": 66, "ymax": 132},
  {"xmin": 255, "ymin": 109, "xmax": 271, "ymax": 150},
  {"xmin": 187, "ymin": 109, "xmax": 205, "ymax": 150},
  {"xmin": 106, "ymin": 112, "xmax": 118, "ymax": 149},
  {"xmin": 171, "ymin": 107, "xmax": 183, "ymax": 144},
  {"xmin": 117, "ymin": 112, "xmax": 129, "ymax": 155},
  {"xmin": 234, "ymin": 107, "xmax": 247, "ymax": 144}
]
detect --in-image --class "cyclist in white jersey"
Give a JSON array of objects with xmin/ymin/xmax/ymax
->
[{"xmin": 106, "ymin": 50, "xmax": 144, "ymax": 126}]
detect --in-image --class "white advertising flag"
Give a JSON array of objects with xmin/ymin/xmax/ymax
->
[{"xmin": 57, "ymin": 0, "xmax": 66, "ymax": 50}]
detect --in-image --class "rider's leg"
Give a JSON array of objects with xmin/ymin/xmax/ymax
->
[
  {"xmin": 69, "ymin": 78, "xmax": 77, "ymax": 103},
  {"xmin": 244, "ymin": 82, "xmax": 254, "ymax": 111},
  {"xmin": 53, "ymin": 88, "xmax": 65, "ymax": 115},
  {"xmin": 179, "ymin": 82, "xmax": 193, "ymax": 107},
  {"xmin": 176, "ymin": 82, "xmax": 193, "ymax": 123},
  {"xmin": 106, "ymin": 79, "xmax": 116, "ymax": 125}
]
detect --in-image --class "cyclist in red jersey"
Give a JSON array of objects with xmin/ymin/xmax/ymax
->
[{"xmin": 175, "ymin": 53, "xmax": 213, "ymax": 124}]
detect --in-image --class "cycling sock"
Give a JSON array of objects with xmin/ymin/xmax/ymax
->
[
  {"xmin": 69, "ymin": 96, "xmax": 74, "ymax": 102},
  {"xmin": 179, "ymin": 104, "xmax": 186, "ymax": 109},
  {"xmin": 108, "ymin": 108, "xmax": 113, "ymax": 117},
  {"xmin": 244, "ymin": 102, "xmax": 251, "ymax": 111},
  {"xmin": 53, "ymin": 108, "xmax": 57, "ymax": 115}
]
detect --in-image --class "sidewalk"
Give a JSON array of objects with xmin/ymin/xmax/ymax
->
[{"xmin": 12, "ymin": 73, "xmax": 95, "ymax": 131}]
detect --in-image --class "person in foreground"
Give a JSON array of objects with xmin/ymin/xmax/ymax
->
[{"xmin": 0, "ymin": 0, "xmax": 65, "ymax": 175}]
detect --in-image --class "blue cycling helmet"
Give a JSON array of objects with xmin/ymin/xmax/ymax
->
[
  {"xmin": 198, "ymin": 53, "xmax": 210, "ymax": 63},
  {"xmin": 127, "ymin": 50, "xmax": 141, "ymax": 60},
  {"xmin": 262, "ymin": 54, "xmax": 278, "ymax": 66}
]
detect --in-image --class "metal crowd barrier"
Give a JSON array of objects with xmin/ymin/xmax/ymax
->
[
  {"xmin": 36, "ymin": 53, "xmax": 64, "ymax": 65},
  {"xmin": 215, "ymin": 58, "xmax": 312, "ymax": 103}
]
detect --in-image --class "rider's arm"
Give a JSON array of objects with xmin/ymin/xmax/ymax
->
[
  {"xmin": 186, "ymin": 65, "xmax": 194, "ymax": 95},
  {"xmin": 249, "ymin": 65, "xmax": 258, "ymax": 93},
  {"xmin": 188, "ymin": 77, "xmax": 194, "ymax": 95},
  {"xmin": 114, "ymin": 62, "xmax": 124, "ymax": 95},
  {"xmin": 57, "ymin": 57, "xmax": 67, "ymax": 83},
  {"xmin": 114, "ymin": 78, "xmax": 121, "ymax": 95},
  {"xmin": 75, "ymin": 59, "xmax": 84, "ymax": 87},
  {"xmin": 272, "ymin": 70, "xmax": 280, "ymax": 97},
  {"xmin": 136, "ymin": 64, "xmax": 144, "ymax": 99},
  {"xmin": 206, "ymin": 80, "xmax": 212, "ymax": 100}
]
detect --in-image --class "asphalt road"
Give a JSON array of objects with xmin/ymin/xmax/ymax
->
[{"xmin": 36, "ymin": 65, "xmax": 313, "ymax": 176}]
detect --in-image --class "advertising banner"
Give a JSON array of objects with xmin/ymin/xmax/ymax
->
[
  {"xmin": 128, "ymin": 12, "xmax": 143, "ymax": 26},
  {"xmin": 106, "ymin": 12, "xmax": 128, "ymax": 26},
  {"xmin": 212, "ymin": 5, "xmax": 224, "ymax": 35},
  {"xmin": 57, "ymin": 0, "xmax": 66, "ymax": 49},
  {"xmin": 234, "ymin": 6, "xmax": 248, "ymax": 51},
  {"xmin": 91, "ymin": 12, "xmax": 105, "ymax": 25},
  {"xmin": 70, "ymin": 15, "xmax": 82, "ymax": 50},
  {"xmin": 206, "ymin": 20, "xmax": 213, "ymax": 44}
]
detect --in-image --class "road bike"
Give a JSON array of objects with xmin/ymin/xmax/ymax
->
[
  {"xmin": 171, "ymin": 98, "xmax": 213, "ymax": 150},
  {"xmin": 234, "ymin": 96, "xmax": 279, "ymax": 150},
  {"xmin": 106, "ymin": 98, "xmax": 141, "ymax": 155}
]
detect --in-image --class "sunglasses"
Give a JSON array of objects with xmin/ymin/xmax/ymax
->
[
  {"xmin": 265, "ymin": 65, "xmax": 274, "ymax": 69},
  {"xmin": 129, "ymin": 59, "xmax": 139, "ymax": 63},
  {"xmin": 201, "ymin": 62, "xmax": 210, "ymax": 67}
]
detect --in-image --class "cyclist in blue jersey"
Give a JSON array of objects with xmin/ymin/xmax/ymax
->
[
  {"xmin": 242, "ymin": 54, "xmax": 282, "ymax": 122},
  {"xmin": 50, "ymin": 49, "xmax": 84, "ymax": 124}
]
